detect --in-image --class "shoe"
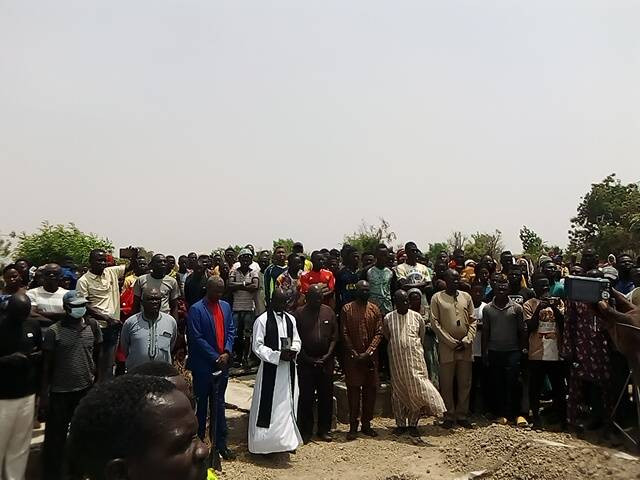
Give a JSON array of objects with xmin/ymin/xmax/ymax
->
[
  {"xmin": 516, "ymin": 416, "xmax": 528, "ymax": 428},
  {"xmin": 361, "ymin": 426, "xmax": 378, "ymax": 437},
  {"xmin": 302, "ymin": 435, "xmax": 312, "ymax": 445},
  {"xmin": 495, "ymin": 417, "xmax": 508, "ymax": 425},
  {"xmin": 585, "ymin": 418, "xmax": 604, "ymax": 431},
  {"xmin": 532, "ymin": 417, "xmax": 543, "ymax": 430},
  {"xmin": 441, "ymin": 420, "xmax": 455, "ymax": 429},
  {"xmin": 218, "ymin": 447, "xmax": 236, "ymax": 461},
  {"xmin": 457, "ymin": 419, "xmax": 474, "ymax": 429},
  {"xmin": 407, "ymin": 427, "xmax": 421, "ymax": 437},
  {"xmin": 392, "ymin": 427, "xmax": 408, "ymax": 436},
  {"xmin": 346, "ymin": 430, "xmax": 358, "ymax": 441},
  {"xmin": 317, "ymin": 432, "xmax": 333, "ymax": 442}
]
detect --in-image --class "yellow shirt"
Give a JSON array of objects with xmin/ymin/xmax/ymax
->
[
  {"xmin": 430, "ymin": 290, "xmax": 476, "ymax": 363},
  {"xmin": 76, "ymin": 265, "xmax": 126, "ymax": 326},
  {"xmin": 123, "ymin": 274, "xmax": 138, "ymax": 290}
]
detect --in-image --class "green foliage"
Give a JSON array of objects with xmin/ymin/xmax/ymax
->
[
  {"xmin": 344, "ymin": 218, "xmax": 397, "ymax": 254},
  {"xmin": 464, "ymin": 230, "xmax": 505, "ymax": 261},
  {"xmin": 272, "ymin": 238, "xmax": 295, "ymax": 254},
  {"xmin": 425, "ymin": 242, "xmax": 449, "ymax": 262},
  {"xmin": 568, "ymin": 174, "xmax": 640, "ymax": 257},
  {"xmin": 11, "ymin": 222, "xmax": 113, "ymax": 267},
  {"xmin": 0, "ymin": 234, "xmax": 11, "ymax": 261},
  {"xmin": 211, "ymin": 245, "xmax": 243, "ymax": 257},
  {"xmin": 519, "ymin": 225, "xmax": 546, "ymax": 260},
  {"xmin": 135, "ymin": 247, "xmax": 154, "ymax": 262}
]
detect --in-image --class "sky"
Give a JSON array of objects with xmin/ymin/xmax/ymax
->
[{"xmin": 1, "ymin": 1, "xmax": 638, "ymax": 256}]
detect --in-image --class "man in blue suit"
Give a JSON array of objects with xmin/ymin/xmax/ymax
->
[{"xmin": 187, "ymin": 276, "xmax": 236, "ymax": 460}]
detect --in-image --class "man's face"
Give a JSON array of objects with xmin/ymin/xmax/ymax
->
[
  {"xmin": 533, "ymin": 278, "xmax": 550, "ymax": 298},
  {"xmin": 90, "ymin": 251, "xmax": 108, "ymax": 274},
  {"xmin": 306, "ymin": 287, "xmax": 323, "ymax": 308},
  {"xmin": 151, "ymin": 256, "xmax": 167, "ymax": 276},
  {"xmin": 187, "ymin": 253, "xmax": 198, "ymax": 270},
  {"xmin": 501, "ymin": 254, "xmax": 513, "ymax": 270},
  {"xmin": 142, "ymin": 291, "xmax": 162, "ymax": 318},
  {"xmin": 630, "ymin": 267, "xmax": 640, "ymax": 286},
  {"xmin": 444, "ymin": 270, "xmax": 460, "ymax": 291},
  {"xmin": 328, "ymin": 256, "xmax": 340, "ymax": 273},
  {"xmin": 126, "ymin": 391, "xmax": 208, "ymax": 480},
  {"xmin": 311, "ymin": 254, "xmax": 325, "ymax": 270},
  {"xmin": 274, "ymin": 248, "xmax": 287, "ymax": 265},
  {"xmin": 361, "ymin": 254, "xmax": 375, "ymax": 269},
  {"xmin": 166, "ymin": 256, "xmax": 176, "ymax": 272},
  {"xmin": 438, "ymin": 251, "xmax": 450, "ymax": 263},
  {"xmin": 225, "ymin": 251, "xmax": 236, "ymax": 266},
  {"xmin": 394, "ymin": 292, "xmax": 409, "ymax": 313},
  {"xmin": 206, "ymin": 283, "xmax": 224, "ymax": 302},
  {"xmin": 375, "ymin": 248, "xmax": 388, "ymax": 265},
  {"xmin": 494, "ymin": 280, "xmax": 509, "ymax": 298},
  {"xmin": 542, "ymin": 262, "xmax": 556, "ymax": 280},
  {"xmin": 258, "ymin": 252, "xmax": 270, "ymax": 270},
  {"xmin": 408, "ymin": 292, "xmax": 421, "ymax": 310},
  {"xmin": 178, "ymin": 256, "xmax": 188, "ymax": 271},
  {"xmin": 477, "ymin": 268, "xmax": 489, "ymax": 284},
  {"xmin": 507, "ymin": 269, "xmax": 521, "ymax": 286},
  {"xmin": 355, "ymin": 283, "xmax": 370, "ymax": 301},
  {"xmin": 197, "ymin": 256, "xmax": 212, "ymax": 271},
  {"xmin": 471, "ymin": 286, "xmax": 484, "ymax": 305},
  {"xmin": 581, "ymin": 250, "xmax": 598, "ymax": 270},
  {"xmin": 288, "ymin": 255, "xmax": 302, "ymax": 273},
  {"xmin": 135, "ymin": 258, "xmax": 148, "ymax": 275},
  {"xmin": 406, "ymin": 246, "xmax": 419, "ymax": 263},
  {"xmin": 239, "ymin": 254, "xmax": 253, "ymax": 270},
  {"xmin": 42, "ymin": 265, "xmax": 61, "ymax": 290},
  {"xmin": 618, "ymin": 255, "xmax": 634, "ymax": 275}
]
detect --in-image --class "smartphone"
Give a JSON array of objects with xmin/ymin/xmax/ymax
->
[{"xmin": 119, "ymin": 247, "xmax": 135, "ymax": 259}]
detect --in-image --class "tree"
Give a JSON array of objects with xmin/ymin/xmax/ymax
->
[
  {"xmin": 0, "ymin": 234, "xmax": 11, "ymax": 261},
  {"xmin": 11, "ymin": 222, "xmax": 113, "ymax": 267},
  {"xmin": 464, "ymin": 230, "xmax": 505, "ymax": 261},
  {"xmin": 344, "ymin": 218, "xmax": 397, "ymax": 254},
  {"xmin": 425, "ymin": 242, "xmax": 449, "ymax": 263},
  {"xmin": 272, "ymin": 238, "xmax": 295, "ymax": 254},
  {"xmin": 519, "ymin": 225, "xmax": 546, "ymax": 260},
  {"xmin": 568, "ymin": 174, "xmax": 640, "ymax": 258},
  {"xmin": 447, "ymin": 231, "xmax": 467, "ymax": 252}
]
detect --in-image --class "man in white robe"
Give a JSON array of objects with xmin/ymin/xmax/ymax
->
[{"xmin": 249, "ymin": 288, "xmax": 303, "ymax": 454}]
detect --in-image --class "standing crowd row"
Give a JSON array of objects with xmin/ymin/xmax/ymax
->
[{"xmin": 1, "ymin": 241, "xmax": 639, "ymax": 479}]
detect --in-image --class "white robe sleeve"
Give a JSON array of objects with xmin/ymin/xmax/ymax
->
[
  {"xmin": 252, "ymin": 313, "xmax": 281, "ymax": 365},
  {"xmin": 288, "ymin": 313, "xmax": 302, "ymax": 353}
]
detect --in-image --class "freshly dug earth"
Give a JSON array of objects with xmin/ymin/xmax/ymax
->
[{"xmin": 220, "ymin": 416, "xmax": 640, "ymax": 480}]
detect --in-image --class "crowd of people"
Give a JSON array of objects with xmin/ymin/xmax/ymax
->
[{"xmin": 1, "ymin": 240, "xmax": 640, "ymax": 480}]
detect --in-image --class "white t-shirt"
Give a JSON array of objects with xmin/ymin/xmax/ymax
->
[
  {"xmin": 472, "ymin": 302, "xmax": 486, "ymax": 358},
  {"xmin": 26, "ymin": 287, "xmax": 69, "ymax": 314}
]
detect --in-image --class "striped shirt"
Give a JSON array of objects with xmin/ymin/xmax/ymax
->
[{"xmin": 43, "ymin": 318, "xmax": 102, "ymax": 393}]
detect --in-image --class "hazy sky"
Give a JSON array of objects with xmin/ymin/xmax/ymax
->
[{"xmin": 2, "ymin": 1, "xmax": 638, "ymax": 256}]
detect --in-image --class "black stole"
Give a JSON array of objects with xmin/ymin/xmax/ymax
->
[{"xmin": 256, "ymin": 309, "xmax": 295, "ymax": 428}]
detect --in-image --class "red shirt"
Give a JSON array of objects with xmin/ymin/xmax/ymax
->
[
  {"xmin": 299, "ymin": 269, "xmax": 335, "ymax": 295},
  {"xmin": 207, "ymin": 300, "xmax": 225, "ymax": 354}
]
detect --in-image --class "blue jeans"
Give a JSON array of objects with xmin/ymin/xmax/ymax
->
[{"xmin": 192, "ymin": 371, "xmax": 229, "ymax": 450}]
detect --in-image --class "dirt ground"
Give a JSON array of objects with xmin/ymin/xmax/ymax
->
[{"xmin": 220, "ymin": 414, "xmax": 640, "ymax": 480}]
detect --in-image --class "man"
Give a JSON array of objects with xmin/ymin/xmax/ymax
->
[
  {"xmin": 294, "ymin": 285, "xmax": 338, "ymax": 443},
  {"xmin": 581, "ymin": 247, "xmax": 599, "ymax": 271},
  {"xmin": 430, "ymin": 269, "xmax": 476, "ymax": 428},
  {"xmin": 336, "ymin": 245, "xmax": 361, "ymax": 313},
  {"xmin": 2, "ymin": 264, "xmax": 25, "ymax": 295},
  {"xmin": 293, "ymin": 242, "xmax": 313, "ymax": 272},
  {"xmin": 67, "ymin": 376, "xmax": 209, "ymax": 480},
  {"xmin": 470, "ymin": 282, "xmax": 488, "ymax": 414},
  {"xmin": 177, "ymin": 255, "xmax": 189, "ymax": 292},
  {"xmin": 41, "ymin": 291, "xmax": 102, "ymax": 480},
  {"xmin": 165, "ymin": 255, "xmax": 177, "ymax": 278},
  {"xmin": 277, "ymin": 253, "xmax": 304, "ymax": 312},
  {"xmin": 299, "ymin": 251, "xmax": 336, "ymax": 307},
  {"xmin": 481, "ymin": 274, "xmax": 528, "ymax": 427},
  {"xmin": 264, "ymin": 246, "xmax": 288, "ymax": 306},
  {"xmin": 363, "ymin": 244, "xmax": 394, "ymax": 316},
  {"xmin": 452, "ymin": 249, "xmax": 465, "ymax": 272},
  {"xmin": 14, "ymin": 259, "xmax": 32, "ymax": 290},
  {"xmin": 224, "ymin": 247, "xmax": 237, "ymax": 271},
  {"xmin": 627, "ymin": 267, "xmax": 640, "ymax": 306},
  {"xmin": 255, "ymin": 250, "xmax": 271, "ymax": 317},
  {"xmin": 76, "ymin": 249, "xmax": 129, "ymax": 380},
  {"xmin": 132, "ymin": 254, "xmax": 180, "ymax": 322},
  {"xmin": 0, "ymin": 294, "xmax": 42, "ymax": 480},
  {"xmin": 614, "ymin": 254, "xmax": 635, "ymax": 295},
  {"xmin": 120, "ymin": 288, "xmax": 177, "ymax": 370},
  {"xmin": 341, "ymin": 280, "xmax": 383, "ymax": 440},
  {"xmin": 184, "ymin": 255, "xmax": 213, "ymax": 307},
  {"xmin": 228, "ymin": 248, "xmax": 259, "ymax": 368},
  {"xmin": 500, "ymin": 251, "xmax": 515, "ymax": 274},
  {"xmin": 506, "ymin": 267, "xmax": 535, "ymax": 305},
  {"xmin": 384, "ymin": 290, "xmax": 445, "ymax": 436},
  {"xmin": 541, "ymin": 259, "xmax": 565, "ymax": 298},
  {"xmin": 122, "ymin": 256, "xmax": 148, "ymax": 290},
  {"xmin": 187, "ymin": 277, "xmax": 236, "ymax": 460},
  {"xmin": 524, "ymin": 272, "xmax": 566, "ymax": 429},
  {"xmin": 395, "ymin": 242, "xmax": 433, "ymax": 291},
  {"xmin": 249, "ymin": 288, "xmax": 302, "ymax": 454},
  {"xmin": 26, "ymin": 263, "xmax": 69, "ymax": 325},
  {"xmin": 360, "ymin": 251, "xmax": 376, "ymax": 272}
]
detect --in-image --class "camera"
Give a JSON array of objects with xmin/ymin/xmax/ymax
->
[{"xmin": 565, "ymin": 276, "xmax": 611, "ymax": 303}]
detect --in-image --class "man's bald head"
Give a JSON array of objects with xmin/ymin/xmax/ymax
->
[
  {"xmin": 271, "ymin": 288, "xmax": 288, "ymax": 312},
  {"xmin": 6, "ymin": 293, "xmax": 31, "ymax": 323},
  {"xmin": 206, "ymin": 276, "xmax": 225, "ymax": 302},
  {"xmin": 306, "ymin": 284, "xmax": 324, "ymax": 308}
]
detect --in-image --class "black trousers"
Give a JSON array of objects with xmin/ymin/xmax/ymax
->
[
  {"xmin": 529, "ymin": 360, "xmax": 566, "ymax": 421},
  {"xmin": 42, "ymin": 388, "xmax": 90, "ymax": 480},
  {"xmin": 488, "ymin": 350, "xmax": 521, "ymax": 420},
  {"xmin": 470, "ymin": 357, "xmax": 490, "ymax": 414},
  {"xmin": 297, "ymin": 363, "xmax": 333, "ymax": 438}
]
